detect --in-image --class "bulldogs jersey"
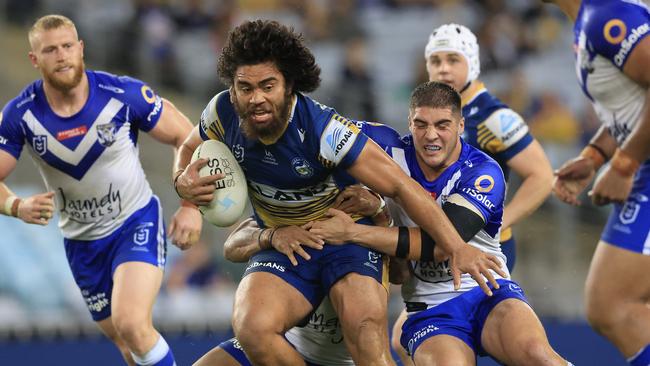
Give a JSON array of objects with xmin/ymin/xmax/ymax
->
[
  {"xmin": 461, "ymin": 82, "xmax": 533, "ymax": 180},
  {"xmin": 199, "ymin": 91, "xmax": 371, "ymax": 228},
  {"xmin": 388, "ymin": 138, "xmax": 509, "ymax": 307},
  {"xmin": 285, "ymin": 296, "xmax": 352, "ymax": 366},
  {"xmin": 574, "ymin": 0, "xmax": 649, "ymax": 145},
  {"xmin": 0, "ymin": 71, "xmax": 162, "ymax": 240}
]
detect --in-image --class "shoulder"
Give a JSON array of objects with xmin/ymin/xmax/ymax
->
[
  {"xmin": 581, "ymin": 0, "xmax": 649, "ymax": 67},
  {"xmin": 461, "ymin": 144, "xmax": 505, "ymax": 190},
  {"xmin": 2, "ymin": 80, "xmax": 40, "ymax": 119},
  {"xmin": 199, "ymin": 90, "xmax": 234, "ymax": 141},
  {"xmin": 92, "ymin": 70, "xmax": 159, "ymax": 103},
  {"xmin": 359, "ymin": 121, "xmax": 403, "ymax": 150}
]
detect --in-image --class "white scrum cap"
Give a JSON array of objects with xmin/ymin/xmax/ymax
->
[{"xmin": 424, "ymin": 23, "xmax": 480, "ymax": 85}]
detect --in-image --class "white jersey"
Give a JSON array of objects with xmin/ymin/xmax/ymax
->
[
  {"xmin": 388, "ymin": 138, "xmax": 509, "ymax": 308},
  {"xmin": 574, "ymin": 0, "xmax": 649, "ymax": 145},
  {"xmin": 285, "ymin": 296, "xmax": 353, "ymax": 366},
  {"xmin": 0, "ymin": 71, "xmax": 163, "ymax": 240}
]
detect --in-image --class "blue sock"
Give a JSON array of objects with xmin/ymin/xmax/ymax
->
[
  {"xmin": 629, "ymin": 344, "xmax": 650, "ymax": 366},
  {"xmin": 131, "ymin": 335, "xmax": 176, "ymax": 366}
]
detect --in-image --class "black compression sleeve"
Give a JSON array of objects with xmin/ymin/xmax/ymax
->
[
  {"xmin": 395, "ymin": 226, "xmax": 410, "ymax": 258},
  {"xmin": 442, "ymin": 201, "xmax": 485, "ymax": 241}
]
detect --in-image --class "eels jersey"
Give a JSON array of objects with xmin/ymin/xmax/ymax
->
[
  {"xmin": 388, "ymin": 137, "xmax": 510, "ymax": 307},
  {"xmin": 574, "ymin": 0, "xmax": 649, "ymax": 145},
  {"xmin": 0, "ymin": 70, "xmax": 163, "ymax": 240},
  {"xmin": 461, "ymin": 81, "xmax": 533, "ymax": 180},
  {"xmin": 198, "ymin": 91, "xmax": 373, "ymax": 228}
]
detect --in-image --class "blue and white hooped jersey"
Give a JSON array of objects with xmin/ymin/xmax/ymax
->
[
  {"xmin": 574, "ymin": 0, "xmax": 649, "ymax": 145},
  {"xmin": 461, "ymin": 82, "xmax": 533, "ymax": 180},
  {"xmin": 387, "ymin": 138, "xmax": 510, "ymax": 307},
  {"xmin": 0, "ymin": 70, "xmax": 163, "ymax": 240},
  {"xmin": 199, "ymin": 91, "xmax": 375, "ymax": 228}
]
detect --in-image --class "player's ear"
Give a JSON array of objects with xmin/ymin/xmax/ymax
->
[
  {"xmin": 229, "ymin": 86, "xmax": 236, "ymax": 103},
  {"xmin": 458, "ymin": 117, "xmax": 465, "ymax": 136}
]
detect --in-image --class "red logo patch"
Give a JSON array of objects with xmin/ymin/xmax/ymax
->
[{"xmin": 56, "ymin": 126, "xmax": 87, "ymax": 141}]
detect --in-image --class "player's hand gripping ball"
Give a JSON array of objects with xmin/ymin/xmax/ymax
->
[{"xmin": 191, "ymin": 140, "xmax": 248, "ymax": 227}]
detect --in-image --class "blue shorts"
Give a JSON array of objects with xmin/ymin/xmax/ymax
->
[
  {"xmin": 219, "ymin": 337, "xmax": 323, "ymax": 366},
  {"xmin": 64, "ymin": 196, "xmax": 167, "ymax": 321},
  {"xmin": 243, "ymin": 241, "xmax": 386, "ymax": 308},
  {"xmin": 400, "ymin": 279, "xmax": 529, "ymax": 359},
  {"xmin": 601, "ymin": 161, "xmax": 650, "ymax": 255}
]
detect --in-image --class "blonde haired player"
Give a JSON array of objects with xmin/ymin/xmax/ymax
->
[{"xmin": 0, "ymin": 14, "xmax": 201, "ymax": 365}]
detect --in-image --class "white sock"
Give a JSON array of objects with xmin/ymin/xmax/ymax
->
[{"xmin": 131, "ymin": 335, "xmax": 170, "ymax": 366}]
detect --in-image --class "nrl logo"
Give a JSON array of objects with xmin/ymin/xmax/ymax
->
[{"xmin": 33, "ymin": 135, "xmax": 47, "ymax": 155}]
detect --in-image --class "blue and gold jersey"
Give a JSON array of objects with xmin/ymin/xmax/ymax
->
[
  {"xmin": 199, "ymin": 91, "xmax": 379, "ymax": 228},
  {"xmin": 0, "ymin": 70, "xmax": 163, "ymax": 239},
  {"xmin": 574, "ymin": 0, "xmax": 649, "ymax": 145},
  {"xmin": 461, "ymin": 82, "xmax": 533, "ymax": 180}
]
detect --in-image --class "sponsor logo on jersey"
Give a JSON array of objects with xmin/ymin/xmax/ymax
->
[
  {"xmin": 474, "ymin": 175, "xmax": 494, "ymax": 193},
  {"xmin": 407, "ymin": 324, "xmax": 440, "ymax": 354},
  {"xmin": 291, "ymin": 157, "xmax": 314, "ymax": 178},
  {"xmin": 32, "ymin": 135, "xmax": 47, "ymax": 155},
  {"xmin": 613, "ymin": 23, "xmax": 650, "ymax": 67},
  {"xmin": 322, "ymin": 115, "xmax": 360, "ymax": 161},
  {"xmin": 263, "ymin": 149, "xmax": 278, "ymax": 165},
  {"xmin": 462, "ymin": 187, "xmax": 497, "ymax": 210},
  {"xmin": 60, "ymin": 183, "xmax": 122, "ymax": 223},
  {"xmin": 97, "ymin": 121, "xmax": 117, "ymax": 147},
  {"xmin": 246, "ymin": 261, "xmax": 286, "ymax": 273},
  {"xmin": 147, "ymin": 96, "xmax": 163, "ymax": 122},
  {"xmin": 98, "ymin": 84, "xmax": 125, "ymax": 94},
  {"xmin": 133, "ymin": 222, "xmax": 154, "ymax": 245},
  {"xmin": 141, "ymin": 85, "xmax": 157, "ymax": 104},
  {"xmin": 16, "ymin": 93, "xmax": 35, "ymax": 109},
  {"xmin": 251, "ymin": 182, "xmax": 330, "ymax": 202},
  {"xmin": 84, "ymin": 292, "xmax": 109, "ymax": 313},
  {"xmin": 56, "ymin": 126, "xmax": 88, "ymax": 141},
  {"xmin": 413, "ymin": 260, "xmax": 452, "ymax": 282},
  {"xmin": 604, "ymin": 19, "xmax": 627, "ymax": 44}
]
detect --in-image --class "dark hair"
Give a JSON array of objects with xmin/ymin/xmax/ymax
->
[
  {"xmin": 409, "ymin": 81, "xmax": 462, "ymax": 117},
  {"xmin": 217, "ymin": 20, "xmax": 321, "ymax": 93}
]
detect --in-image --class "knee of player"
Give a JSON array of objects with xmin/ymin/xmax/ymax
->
[
  {"xmin": 232, "ymin": 311, "xmax": 282, "ymax": 343},
  {"xmin": 512, "ymin": 337, "xmax": 558, "ymax": 365},
  {"xmin": 112, "ymin": 317, "xmax": 152, "ymax": 349},
  {"xmin": 342, "ymin": 309, "xmax": 387, "ymax": 339},
  {"xmin": 584, "ymin": 300, "xmax": 621, "ymax": 335}
]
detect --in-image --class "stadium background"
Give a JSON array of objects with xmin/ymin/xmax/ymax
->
[{"xmin": 0, "ymin": 0, "xmax": 628, "ymax": 364}]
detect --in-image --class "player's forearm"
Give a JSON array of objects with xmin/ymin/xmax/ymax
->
[
  {"xmin": 588, "ymin": 125, "xmax": 618, "ymax": 159},
  {"xmin": 346, "ymin": 223, "xmax": 429, "ymax": 261},
  {"xmin": 223, "ymin": 218, "xmax": 272, "ymax": 262},
  {"xmin": 0, "ymin": 182, "xmax": 20, "ymax": 217}
]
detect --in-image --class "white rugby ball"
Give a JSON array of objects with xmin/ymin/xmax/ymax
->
[{"xmin": 191, "ymin": 140, "xmax": 248, "ymax": 227}]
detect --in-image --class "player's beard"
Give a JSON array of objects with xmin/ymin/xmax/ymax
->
[
  {"xmin": 44, "ymin": 60, "xmax": 85, "ymax": 92},
  {"xmin": 237, "ymin": 92, "xmax": 293, "ymax": 141}
]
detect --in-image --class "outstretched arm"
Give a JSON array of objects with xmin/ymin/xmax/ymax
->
[
  {"xmin": 309, "ymin": 194, "xmax": 486, "ymax": 262},
  {"xmin": 345, "ymin": 142, "xmax": 504, "ymax": 295},
  {"xmin": 148, "ymin": 99, "xmax": 202, "ymax": 250}
]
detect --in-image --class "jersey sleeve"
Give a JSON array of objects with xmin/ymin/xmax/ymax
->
[
  {"xmin": 199, "ymin": 90, "xmax": 232, "ymax": 143},
  {"xmin": 457, "ymin": 161, "xmax": 505, "ymax": 223},
  {"xmin": 361, "ymin": 121, "xmax": 404, "ymax": 152},
  {"xmin": 317, "ymin": 114, "xmax": 369, "ymax": 170},
  {"xmin": 585, "ymin": 1, "xmax": 650, "ymax": 69},
  {"xmin": 477, "ymin": 108, "xmax": 533, "ymax": 162},
  {"xmin": 0, "ymin": 103, "xmax": 26, "ymax": 159},
  {"xmin": 118, "ymin": 76, "xmax": 164, "ymax": 132}
]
